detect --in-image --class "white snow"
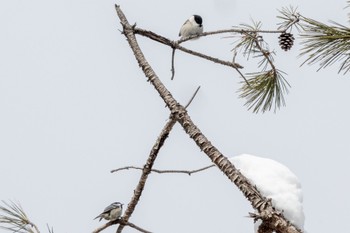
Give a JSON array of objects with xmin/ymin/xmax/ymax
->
[{"xmin": 229, "ymin": 154, "xmax": 305, "ymax": 231}]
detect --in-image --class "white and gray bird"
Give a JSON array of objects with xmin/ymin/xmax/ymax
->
[
  {"xmin": 94, "ymin": 202, "xmax": 123, "ymax": 221},
  {"xmin": 179, "ymin": 15, "xmax": 203, "ymax": 38}
]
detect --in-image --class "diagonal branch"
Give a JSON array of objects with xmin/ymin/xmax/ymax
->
[
  {"xmin": 115, "ymin": 5, "xmax": 301, "ymax": 233},
  {"xmin": 113, "ymin": 86, "xmax": 199, "ymax": 233},
  {"xmin": 115, "ymin": 116, "xmax": 177, "ymax": 233}
]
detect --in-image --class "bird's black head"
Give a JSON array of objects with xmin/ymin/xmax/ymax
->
[{"xmin": 193, "ymin": 15, "xmax": 202, "ymax": 26}]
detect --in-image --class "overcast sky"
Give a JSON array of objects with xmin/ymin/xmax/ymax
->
[{"xmin": 1, "ymin": 0, "xmax": 350, "ymax": 233}]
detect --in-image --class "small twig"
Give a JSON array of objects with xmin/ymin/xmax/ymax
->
[
  {"xmin": 254, "ymin": 40, "xmax": 276, "ymax": 71},
  {"xmin": 171, "ymin": 48, "xmax": 176, "ymax": 80},
  {"xmin": 236, "ymin": 68, "xmax": 250, "ymax": 86},
  {"xmin": 111, "ymin": 164, "xmax": 215, "ymax": 175},
  {"xmin": 184, "ymin": 86, "xmax": 201, "ymax": 109}
]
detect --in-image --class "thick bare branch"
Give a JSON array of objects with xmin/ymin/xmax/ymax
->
[{"xmin": 115, "ymin": 5, "xmax": 301, "ymax": 233}]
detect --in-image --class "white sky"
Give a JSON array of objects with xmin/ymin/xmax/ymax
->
[{"xmin": 1, "ymin": 0, "xmax": 350, "ymax": 233}]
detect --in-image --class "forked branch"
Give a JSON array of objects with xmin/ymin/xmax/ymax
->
[{"xmin": 115, "ymin": 4, "xmax": 302, "ymax": 233}]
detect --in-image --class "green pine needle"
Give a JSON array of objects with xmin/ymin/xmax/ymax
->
[
  {"xmin": 300, "ymin": 16, "xmax": 350, "ymax": 74},
  {"xmin": 239, "ymin": 70, "xmax": 290, "ymax": 113},
  {"xmin": 232, "ymin": 20, "xmax": 263, "ymax": 59},
  {"xmin": 277, "ymin": 6, "xmax": 302, "ymax": 32}
]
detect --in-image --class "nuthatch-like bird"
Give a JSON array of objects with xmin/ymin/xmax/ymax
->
[{"xmin": 94, "ymin": 202, "xmax": 123, "ymax": 221}]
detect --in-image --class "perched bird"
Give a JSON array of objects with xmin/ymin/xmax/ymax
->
[
  {"xmin": 94, "ymin": 202, "xmax": 123, "ymax": 221},
  {"xmin": 179, "ymin": 15, "xmax": 203, "ymax": 38}
]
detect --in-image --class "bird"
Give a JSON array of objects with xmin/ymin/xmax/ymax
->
[
  {"xmin": 94, "ymin": 202, "xmax": 123, "ymax": 221},
  {"xmin": 179, "ymin": 15, "xmax": 203, "ymax": 38}
]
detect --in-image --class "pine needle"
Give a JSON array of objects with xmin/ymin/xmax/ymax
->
[{"xmin": 0, "ymin": 201, "xmax": 40, "ymax": 233}]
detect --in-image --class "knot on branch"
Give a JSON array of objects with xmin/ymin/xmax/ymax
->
[
  {"xmin": 170, "ymin": 40, "xmax": 179, "ymax": 49},
  {"xmin": 171, "ymin": 104, "xmax": 187, "ymax": 120},
  {"xmin": 121, "ymin": 21, "xmax": 136, "ymax": 33}
]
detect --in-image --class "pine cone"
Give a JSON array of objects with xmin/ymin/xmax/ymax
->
[{"xmin": 278, "ymin": 32, "xmax": 295, "ymax": 51}]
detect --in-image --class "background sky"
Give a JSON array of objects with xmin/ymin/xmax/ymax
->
[{"xmin": 1, "ymin": 0, "xmax": 349, "ymax": 233}]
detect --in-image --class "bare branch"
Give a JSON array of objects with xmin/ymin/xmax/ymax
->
[
  {"xmin": 111, "ymin": 164, "xmax": 215, "ymax": 175},
  {"xmin": 134, "ymin": 26, "xmax": 256, "ymax": 95},
  {"xmin": 116, "ymin": 117, "xmax": 176, "ymax": 233},
  {"xmin": 133, "ymin": 28, "xmax": 244, "ymax": 70},
  {"xmin": 178, "ymin": 28, "xmax": 286, "ymax": 44},
  {"xmin": 113, "ymin": 84, "xmax": 199, "ymax": 232}
]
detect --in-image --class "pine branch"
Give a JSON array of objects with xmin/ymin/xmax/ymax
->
[
  {"xmin": 277, "ymin": 6, "xmax": 301, "ymax": 32},
  {"xmin": 299, "ymin": 16, "xmax": 350, "ymax": 74},
  {"xmin": 0, "ymin": 201, "xmax": 40, "ymax": 233},
  {"xmin": 232, "ymin": 21, "xmax": 290, "ymax": 113},
  {"xmin": 239, "ymin": 70, "xmax": 290, "ymax": 113}
]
